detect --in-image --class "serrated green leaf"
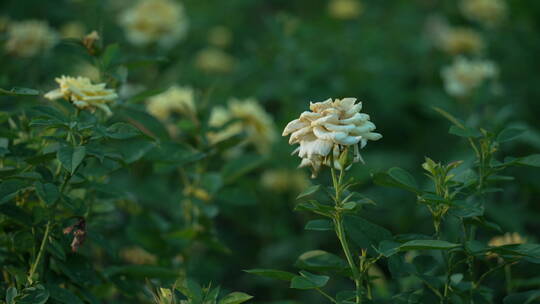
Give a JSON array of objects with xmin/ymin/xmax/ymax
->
[
  {"xmin": 294, "ymin": 250, "xmax": 348, "ymax": 272},
  {"xmin": 305, "ymin": 219, "xmax": 333, "ymax": 231},
  {"xmin": 105, "ymin": 122, "xmax": 141, "ymax": 139},
  {"xmin": 497, "ymin": 127, "xmax": 526, "ymax": 143},
  {"xmin": 0, "ymin": 180, "xmax": 25, "ymax": 204},
  {"xmin": 399, "ymin": 240, "xmax": 460, "ymax": 251},
  {"xmin": 101, "ymin": 43, "xmax": 120, "ymax": 69},
  {"xmin": 449, "ymin": 125, "xmax": 481, "ymax": 138},
  {"xmin": 373, "ymin": 167, "xmax": 420, "ymax": 194},
  {"xmin": 34, "ymin": 182, "xmax": 59, "ymax": 205},
  {"xmin": 0, "ymin": 87, "xmax": 40, "ymax": 96},
  {"xmin": 516, "ymin": 154, "xmax": 540, "ymax": 167},
  {"xmin": 344, "ymin": 215, "xmax": 392, "ymax": 255},
  {"xmin": 6, "ymin": 287, "xmax": 17, "ymax": 304},
  {"xmin": 296, "ymin": 184, "xmax": 321, "ymax": 200},
  {"xmin": 219, "ymin": 292, "xmax": 253, "ymax": 304},
  {"xmin": 48, "ymin": 285, "xmax": 84, "ymax": 304},
  {"xmin": 503, "ymin": 290, "xmax": 540, "ymax": 304},
  {"xmin": 290, "ymin": 271, "xmax": 329, "ymax": 289},
  {"xmin": 16, "ymin": 285, "xmax": 49, "ymax": 304},
  {"xmin": 57, "ymin": 146, "xmax": 86, "ymax": 174},
  {"xmin": 222, "ymin": 154, "xmax": 265, "ymax": 183}
]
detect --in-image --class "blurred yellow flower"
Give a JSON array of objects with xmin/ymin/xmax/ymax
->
[
  {"xmin": 438, "ymin": 27, "xmax": 484, "ymax": 55},
  {"xmin": 208, "ymin": 98, "xmax": 277, "ymax": 154},
  {"xmin": 489, "ymin": 232, "xmax": 526, "ymax": 247},
  {"xmin": 0, "ymin": 16, "xmax": 10, "ymax": 32},
  {"xmin": 460, "ymin": 0, "xmax": 507, "ymax": 27},
  {"xmin": 261, "ymin": 169, "xmax": 310, "ymax": 193},
  {"xmin": 44, "ymin": 76, "xmax": 117, "ymax": 116},
  {"xmin": 328, "ymin": 0, "xmax": 363, "ymax": 20},
  {"xmin": 441, "ymin": 56, "xmax": 498, "ymax": 98},
  {"xmin": 5, "ymin": 20, "xmax": 58, "ymax": 57},
  {"xmin": 208, "ymin": 26, "xmax": 233, "ymax": 48},
  {"xmin": 488, "ymin": 232, "xmax": 526, "ymax": 258},
  {"xmin": 119, "ymin": 0, "xmax": 188, "ymax": 47},
  {"xmin": 195, "ymin": 47, "xmax": 235, "ymax": 74},
  {"xmin": 282, "ymin": 98, "xmax": 381, "ymax": 177},
  {"xmin": 120, "ymin": 247, "xmax": 157, "ymax": 265},
  {"xmin": 73, "ymin": 63, "xmax": 101, "ymax": 83},
  {"xmin": 146, "ymin": 85, "xmax": 196, "ymax": 121},
  {"xmin": 60, "ymin": 21, "xmax": 86, "ymax": 39}
]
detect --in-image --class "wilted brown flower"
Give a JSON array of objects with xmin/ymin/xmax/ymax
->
[{"xmin": 63, "ymin": 218, "xmax": 86, "ymax": 252}]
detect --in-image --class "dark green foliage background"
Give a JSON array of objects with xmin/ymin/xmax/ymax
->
[{"xmin": 1, "ymin": 0, "xmax": 540, "ymax": 303}]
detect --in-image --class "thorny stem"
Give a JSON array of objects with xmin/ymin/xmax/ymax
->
[{"xmin": 331, "ymin": 167, "xmax": 362, "ymax": 304}]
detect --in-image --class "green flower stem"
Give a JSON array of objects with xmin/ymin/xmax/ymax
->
[
  {"xmin": 316, "ymin": 288, "xmax": 338, "ymax": 304},
  {"xmin": 27, "ymin": 167, "xmax": 74, "ymax": 284},
  {"xmin": 331, "ymin": 167, "xmax": 362, "ymax": 304},
  {"xmin": 504, "ymin": 264, "xmax": 513, "ymax": 294},
  {"xmin": 27, "ymin": 220, "xmax": 51, "ymax": 284}
]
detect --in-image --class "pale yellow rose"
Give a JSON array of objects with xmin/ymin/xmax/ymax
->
[
  {"xmin": 208, "ymin": 98, "xmax": 277, "ymax": 154},
  {"xmin": 460, "ymin": 0, "xmax": 507, "ymax": 27},
  {"xmin": 488, "ymin": 232, "xmax": 526, "ymax": 258},
  {"xmin": 119, "ymin": 0, "xmax": 188, "ymax": 47},
  {"xmin": 441, "ymin": 56, "xmax": 498, "ymax": 98},
  {"xmin": 146, "ymin": 85, "xmax": 196, "ymax": 121},
  {"xmin": 195, "ymin": 47, "xmax": 235, "ymax": 74},
  {"xmin": 5, "ymin": 20, "xmax": 58, "ymax": 57},
  {"xmin": 328, "ymin": 0, "xmax": 363, "ymax": 20},
  {"xmin": 283, "ymin": 98, "xmax": 381, "ymax": 177},
  {"xmin": 438, "ymin": 27, "xmax": 484, "ymax": 55},
  {"xmin": 44, "ymin": 76, "xmax": 117, "ymax": 116}
]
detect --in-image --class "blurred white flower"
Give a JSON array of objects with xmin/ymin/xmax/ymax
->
[
  {"xmin": 261, "ymin": 169, "xmax": 310, "ymax": 193},
  {"xmin": 283, "ymin": 98, "xmax": 381, "ymax": 177},
  {"xmin": 119, "ymin": 0, "xmax": 188, "ymax": 47},
  {"xmin": 5, "ymin": 20, "xmax": 58, "ymax": 57},
  {"xmin": 328, "ymin": 0, "xmax": 363, "ymax": 20},
  {"xmin": 195, "ymin": 47, "xmax": 235, "ymax": 74},
  {"xmin": 146, "ymin": 85, "xmax": 196, "ymax": 121},
  {"xmin": 0, "ymin": 16, "xmax": 9, "ymax": 32},
  {"xmin": 441, "ymin": 57, "xmax": 498, "ymax": 98},
  {"xmin": 44, "ymin": 76, "xmax": 117, "ymax": 116},
  {"xmin": 460, "ymin": 0, "xmax": 507, "ymax": 27},
  {"xmin": 208, "ymin": 98, "xmax": 277, "ymax": 154},
  {"xmin": 73, "ymin": 63, "xmax": 101, "ymax": 82},
  {"xmin": 120, "ymin": 247, "xmax": 157, "ymax": 265},
  {"xmin": 60, "ymin": 21, "xmax": 86, "ymax": 39}
]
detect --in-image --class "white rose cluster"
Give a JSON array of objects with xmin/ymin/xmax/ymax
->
[{"xmin": 282, "ymin": 98, "xmax": 381, "ymax": 177}]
